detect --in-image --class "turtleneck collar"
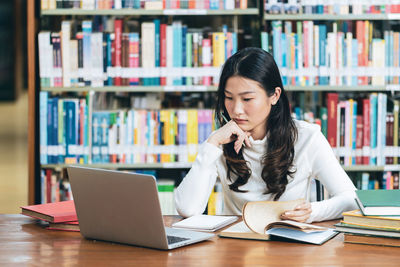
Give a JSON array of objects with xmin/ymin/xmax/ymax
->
[{"xmin": 246, "ymin": 135, "xmax": 267, "ymax": 154}]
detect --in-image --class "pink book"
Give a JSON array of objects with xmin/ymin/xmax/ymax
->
[
  {"xmin": 160, "ymin": 24, "xmax": 167, "ymax": 86},
  {"xmin": 114, "ymin": 19, "xmax": 123, "ymax": 86},
  {"xmin": 355, "ymin": 115, "xmax": 363, "ymax": 165},
  {"xmin": 326, "ymin": 93, "xmax": 338, "ymax": 148},
  {"xmin": 202, "ymin": 38, "xmax": 212, "ymax": 86},
  {"xmin": 362, "ymin": 98, "xmax": 370, "ymax": 164},
  {"xmin": 21, "ymin": 200, "xmax": 77, "ymax": 223},
  {"xmin": 128, "ymin": 33, "xmax": 140, "ymax": 85}
]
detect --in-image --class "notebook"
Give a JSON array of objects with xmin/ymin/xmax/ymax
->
[
  {"xmin": 67, "ymin": 166, "xmax": 214, "ymax": 250},
  {"xmin": 172, "ymin": 215, "xmax": 238, "ymax": 232}
]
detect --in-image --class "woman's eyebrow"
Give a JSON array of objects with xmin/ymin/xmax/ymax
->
[{"xmin": 224, "ymin": 89, "xmax": 256, "ymax": 95}]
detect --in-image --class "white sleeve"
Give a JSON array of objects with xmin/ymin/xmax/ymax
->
[
  {"xmin": 174, "ymin": 142, "xmax": 223, "ymax": 218},
  {"xmin": 306, "ymin": 130, "xmax": 358, "ymax": 223}
]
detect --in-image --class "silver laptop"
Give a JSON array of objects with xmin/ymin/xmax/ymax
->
[{"xmin": 67, "ymin": 166, "xmax": 214, "ymax": 250}]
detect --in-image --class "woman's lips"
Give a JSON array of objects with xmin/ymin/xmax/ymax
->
[{"xmin": 234, "ymin": 119, "xmax": 247, "ymax": 124}]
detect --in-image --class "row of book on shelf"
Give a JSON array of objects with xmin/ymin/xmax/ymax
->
[
  {"xmin": 323, "ymin": 92, "xmax": 400, "ymax": 166},
  {"xmin": 38, "ymin": 18, "xmax": 237, "ymax": 87},
  {"xmin": 351, "ymin": 171, "xmax": 400, "ymax": 190},
  {"xmin": 334, "ymin": 189, "xmax": 400, "ymax": 247},
  {"xmin": 262, "ymin": 20, "xmax": 400, "ymax": 87},
  {"xmin": 41, "ymin": 0, "xmax": 250, "ymax": 10},
  {"xmin": 40, "ymin": 91, "xmax": 215, "ymax": 164},
  {"xmin": 264, "ymin": 0, "xmax": 400, "ymax": 14},
  {"xmin": 40, "ymin": 91, "xmax": 400, "ymax": 166}
]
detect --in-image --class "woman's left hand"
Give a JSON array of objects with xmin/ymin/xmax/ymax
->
[{"xmin": 280, "ymin": 202, "xmax": 312, "ymax": 223}]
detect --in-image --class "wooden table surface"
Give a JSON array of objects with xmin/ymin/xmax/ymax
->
[{"xmin": 0, "ymin": 214, "xmax": 399, "ymax": 266}]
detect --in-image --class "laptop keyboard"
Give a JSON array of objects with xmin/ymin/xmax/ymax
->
[{"xmin": 167, "ymin": 235, "xmax": 190, "ymax": 245}]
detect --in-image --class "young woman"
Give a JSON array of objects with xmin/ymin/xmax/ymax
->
[{"xmin": 175, "ymin": 47, "xmax": 357, "ymax": 223}]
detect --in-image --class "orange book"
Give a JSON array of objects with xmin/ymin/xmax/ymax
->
[
  {"xmin": 344, "ymin": 233, "xmax": 400, "ymax": 247},
  {"xmin": 394, "ymin": 33, "xmax": 400, "ymax": 85},
  {"xmin": 48, "ymin": 221, "xmax": 79, "ymax": 232},
  {"xmin": 356, "ymin": 21, "xmax": 367, "ymax": 85},
  {"xmin": 21, "ymin": 200, "xmax": 77, "ymax": 223}
]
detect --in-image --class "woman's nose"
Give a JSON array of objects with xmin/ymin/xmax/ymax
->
[{"xmin": 232, "ymin": 100, "xmax": 244, "ymax": 115}]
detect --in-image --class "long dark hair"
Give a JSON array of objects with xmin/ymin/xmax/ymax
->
[{"xmin": 215, "ymin": 47, "xmax": 297, "ymax": 201}]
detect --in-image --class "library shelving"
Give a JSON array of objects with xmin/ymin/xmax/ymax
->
[
  {"xmin": 27, "ymin": 1, "xmax": 400, "ymax": 209},
  {"xmin": 41, "ymin": 8, "xmax": 259, "ymax": 16},
  {"xmin": 41, "ymin": 85, "xmax": 218, "ymax": 92},
  {"xmin": 41, "ymin": 85, "xmax": 400, "ymax": 92},
  {"xmin": 262, "ymin": 0, "xmax": 400, "ymax": 191},
  {"xmin": 41, "ymin": 163, "xmax": 400, "ymax": 172},
  {"xmin": 264, "ymin": 14, "xmax": 400, "ymax": 21},
  {"xmin": 28, "ymin": 0, "xmax": 261, "ymax": 210}
]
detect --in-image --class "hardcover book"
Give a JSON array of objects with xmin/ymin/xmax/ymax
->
[
  {"xmin": 48, "ymin": 221, "xmax": 79, "ymax": 232},
  {"xmin": 355, "ymin": 190, "xmax": 400, "ymax": 216},
  {"xmin": 21, "ymin": 200, "xmax": 77, "ymax": 223},
  {"xmin": 219, "ymin": 199, "xmax": 338, "ymax": 245},
  {"xmin": 334, "ymin": 222, "xmax": 400, "ymax": 238},
  {"xmin": 342, "ymin": 209, "xmax": 400, "ymax": 229},
  {"xmin": 344, "ymin": 233, "xmax": 400, "ymax": 247}
]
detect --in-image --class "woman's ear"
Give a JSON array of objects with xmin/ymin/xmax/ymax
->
[{"xmin": 272, "ymin": 87, "xmax": 282, "ymax": 105}]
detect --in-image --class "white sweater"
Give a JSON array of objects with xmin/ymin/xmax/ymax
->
[{"xmin": 175, "ymin": 120, "xmax": 358, "ymax": 223}]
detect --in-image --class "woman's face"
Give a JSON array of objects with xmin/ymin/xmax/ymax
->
[{"xmin": 224, "ymin": 76, "xmax": 280, "ymax": 140}]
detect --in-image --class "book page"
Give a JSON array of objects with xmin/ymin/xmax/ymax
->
[
  {"xmin": 243, "ymin": 199, "xmax": 304, "ymax": 234},
  {"xmin": 221, "ymin": 221, "xmax": 252, "ymax": 233}
]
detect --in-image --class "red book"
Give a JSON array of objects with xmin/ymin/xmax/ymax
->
[
  {"xmin": 46, "ymin": 169, "xmax": 52, "ymax": 203},
  {"xmin": 121, "ymin": 33, "xmax": 129, "ymax": 86},
  {"xmin": 362, "ymin": 98, "xmax": 370, "ymax": 164},
  {"xmin": 128, "ymin": 33, "xmax": 140, "ymax": 85},
  {"xmin": 114, "ymin": 19, "xmax": 123, "ymax": 86},
  {"xmin": 386, "ymin": 113, "xmax": 394, "ymax": 165},
  {"xmin": 356, "ymin": 21, "xmax": 367, "ymax": 85},
  {"xmin": 21, "ymin": 200, "xmax": 77, "ymax": 223},
  {"xmin": 160, "ymin": 24, "xmax": 167, "ymax": 86},
  {"xmin": 355, "ymin": 115, "xmax": 363, "ymax": 165},
  {"xmin": 79, "ymin": 99, "xmax": 85, "ymax": 164},
  {"xmin": 326, "ymin": 93, "xmax": 338, "ymax": 148}
]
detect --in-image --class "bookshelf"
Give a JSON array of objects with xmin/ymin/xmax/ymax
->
[
  {"xmin": 41, "ymin": 8, "xmax": 259, "ymax": 16},
  {"xmin": 41, "ymin": 163, "xmax": 400, "ymax": 172},
  {"xmin": 41, "ymin": 85, "xmax": 400, "ymax": 92},
  {"xmin": 264, "ymin": 14, "xmax": 400, "ymax": 21},
  {"xmin": 27, "ymin": 0, "xmax": 261, "ymax": 206},
  {"xmin": 262, "ymin": 1, "xmax": 400, "ymax": 190},
  {"xmin": 41, "ymin": 85, "xmax": 218, "ymax": 92},
  {"xmin": 27, "ymin": 1, "xmax": 400, "ymax": 207}
]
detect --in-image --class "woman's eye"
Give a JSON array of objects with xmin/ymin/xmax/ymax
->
[
  {"xmin": 243, "ymin": 98, "xmax": 253, "ymax": 102},
  {"xmin": 225, "ymin": 96, "xmax": 232, "ymax": 100}
]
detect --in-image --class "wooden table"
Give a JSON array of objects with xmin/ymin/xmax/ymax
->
[{"xmin": 0, "ymin": 214, "xmax": 399, "ymax": 266}]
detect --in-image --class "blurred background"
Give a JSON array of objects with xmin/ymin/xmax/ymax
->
[{"xmin": 0, "ymin": 0, "xmax": 28, "ymax": 213}]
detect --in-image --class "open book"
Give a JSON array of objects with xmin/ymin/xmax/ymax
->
[{"xmin": 219, "ymin": 199, "xmax": 338, "ymax": 245}]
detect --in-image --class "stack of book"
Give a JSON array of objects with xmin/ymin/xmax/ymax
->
[
  {"xmin": 335, "ymin": 190, "xmax": 400, "ymax": 247},
  {"xmin": 20, "ymin": 200, "xmax": 80, "ymax": 232}
]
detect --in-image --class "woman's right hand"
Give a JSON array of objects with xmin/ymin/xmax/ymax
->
[{"xmin": 207, "ymin": 120, "xmax": 252, "ymax": 154}]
